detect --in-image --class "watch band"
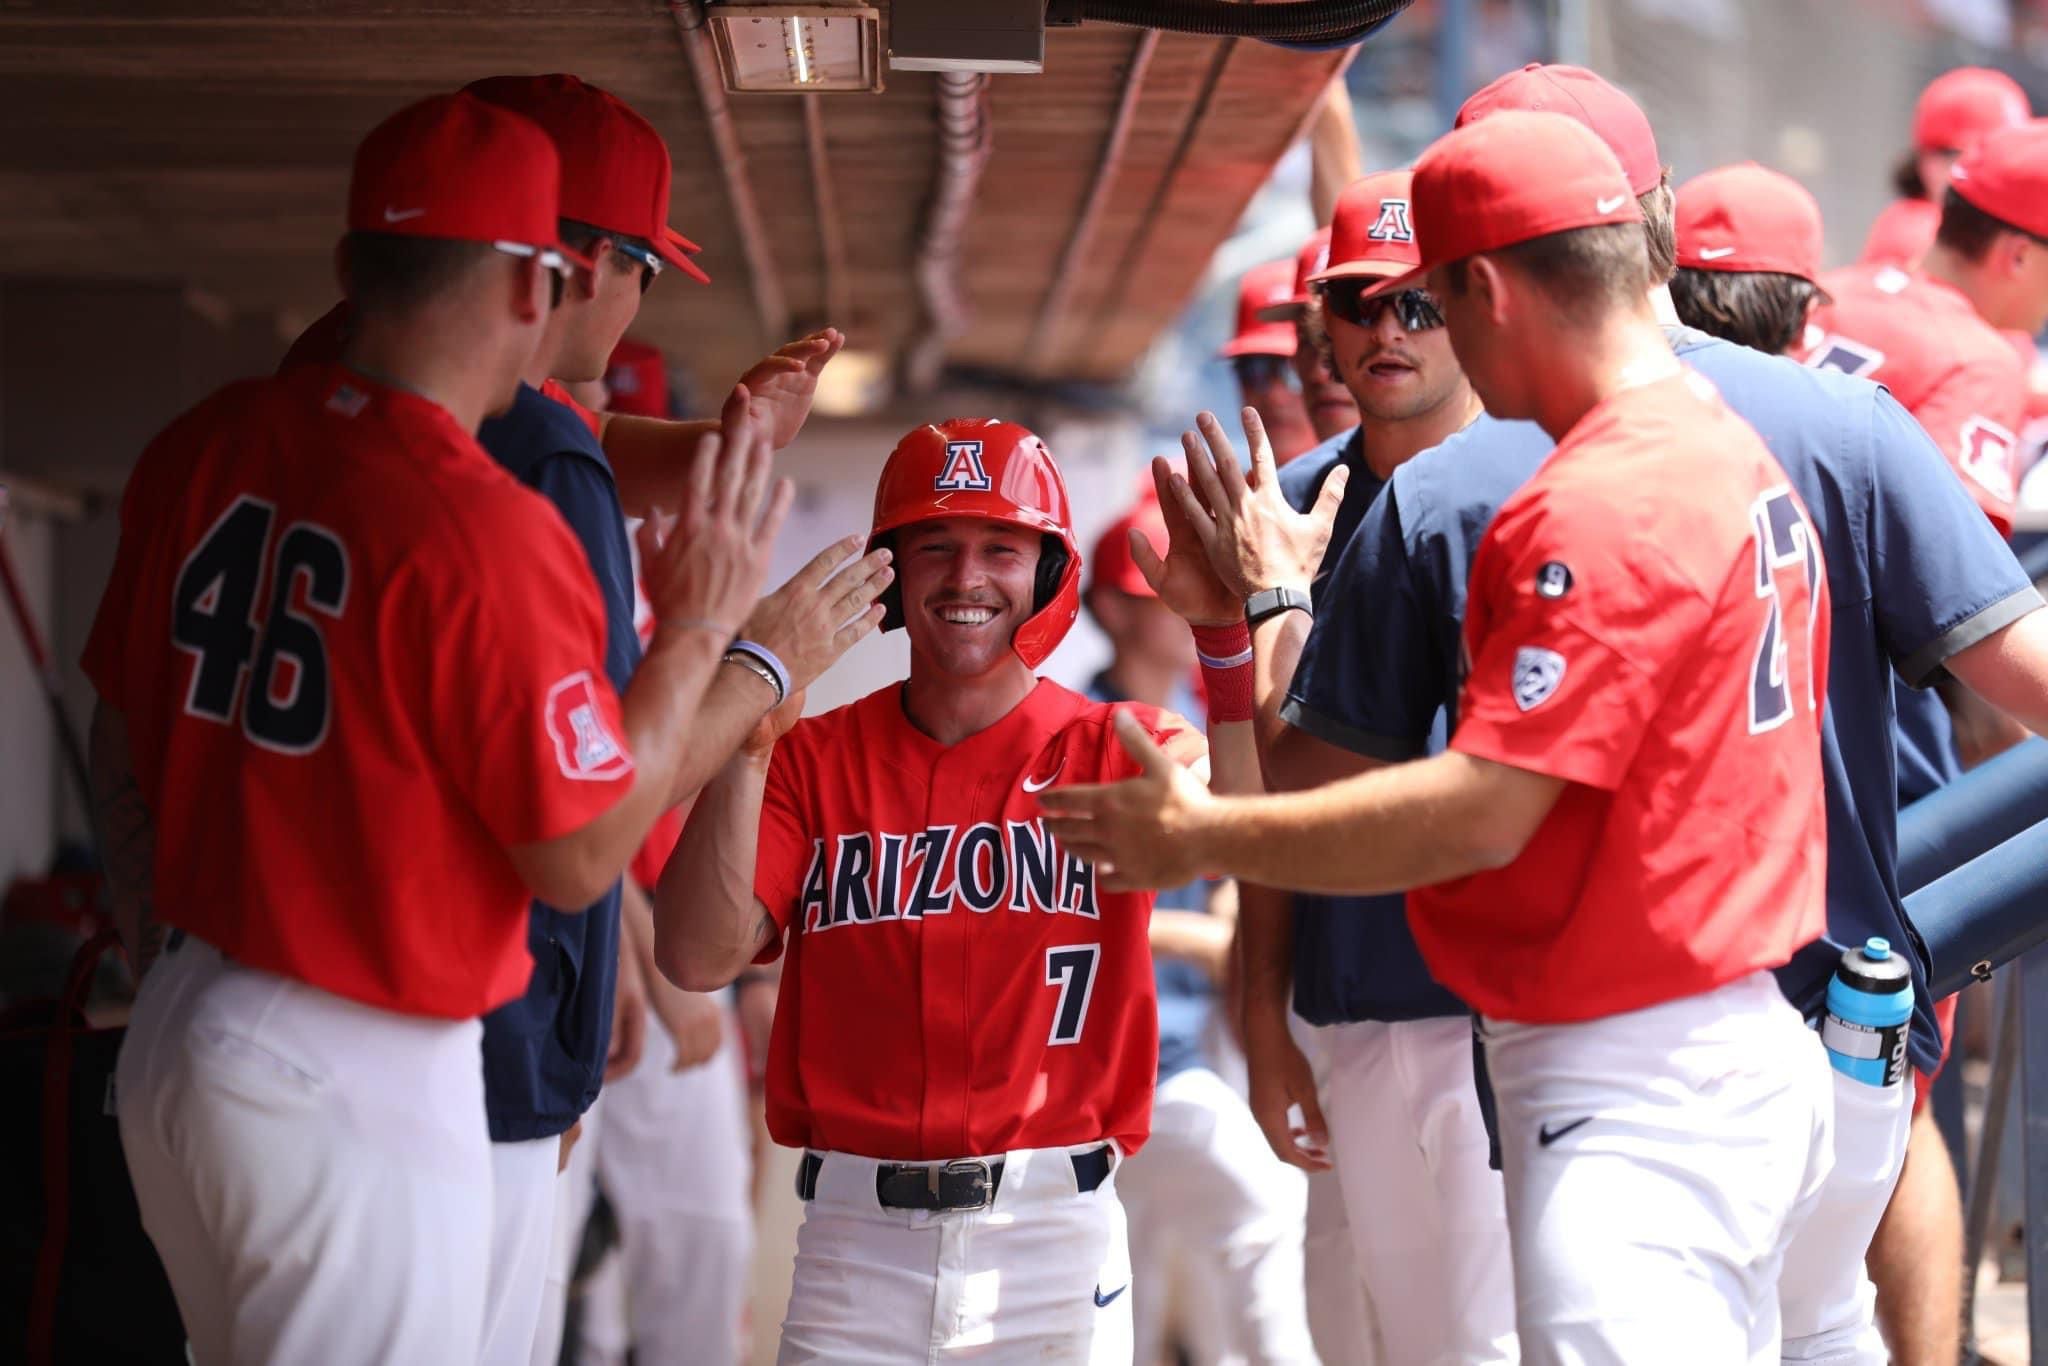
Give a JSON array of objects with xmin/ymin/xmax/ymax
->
[{"xmin": 1244, "ymin": 585, "xmax": 1312, "ymax": 628}]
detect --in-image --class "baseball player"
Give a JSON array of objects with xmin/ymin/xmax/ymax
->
[
  {"xmin": 1232, "ymin": 63, "xmax": 2048, "ymax": 1365},
  {"xmin": 80, "ymin": 93, "xmax": 789, "ymax": 1363},
  {"xmin": 1229, "ymin": 168, "xmax": 1517, "ymax": 1364},
  {"xmin": 1224, "ymin": 259, "xmax": 1320, "ymax": 463},
  {"xmin": 1862, "ymin": 67, "xmax": 2031, "ymax": 270},
  {"xmin": 1081, "ymin": 493, "xmax": 1316, "ymax": 1366},
  {"xmin": 1257, "ymin": 227, "xmax": 1363, "ymax": 443},
  {"xmin": 1048, "ymin": 110, "xmax": 1845, "ymax": 1358},
  {"xmin": 654, "ymin": 418, "xmax": 1266, "ymax": 1363}
]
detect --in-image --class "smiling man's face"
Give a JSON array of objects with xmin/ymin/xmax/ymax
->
[{"xmin": 897, "ymin": 518, "xmax": 1043, "ymax": 679}]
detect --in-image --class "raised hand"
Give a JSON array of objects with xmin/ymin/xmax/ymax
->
[
  {"xmin": 1038, "ymin": 711, "xmax": 1214, "ymax": 891},
  {"xmin": 741, "ymin": 535, "xmax": 893, "ymax": 694},
  {"xmin": 1180, "ymin": 407, "xmax": 1347, "ymax": 601},
  {"xmin": 1131, "ymin": 457, "xmax": 1240, "ymax": 627},
  {"xmin": 741, "ymin": 327, "xmax": 847, "ymax": 449},
  {"xmin": 638, "ymin": 383, "xmax": 794, "ymax": 642}
]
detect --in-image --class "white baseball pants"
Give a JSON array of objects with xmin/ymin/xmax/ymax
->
[
  {"xmin": 573, "ymin": 1017, "xmax": 757, "ymax": 1366},
  {"xmin": 1482, "ymin": 971, "xmax": 1836, "ymax": 1366},
  {"xmin": 1308, "ymin": 1014, "xmax": 1519, "ymax": 1365},
  {"xmin": 1115, "ymin": 1064, "xmax": 1317, "ymax": 1365},
  {"xmin": 778, "ymin": 1142, "xmax": 1133, "ymax": 1364},
  {"xmin": 480, "ymin": 1133, "xmax": 563, "ymax": 1366},
  {"xmin": 1776, "ymin": 1059, "xmax": 1913, "ymax": 1363},
  {"xmin": 115, "ymin": 934, "xmax": 493, "ymax": 1366}
]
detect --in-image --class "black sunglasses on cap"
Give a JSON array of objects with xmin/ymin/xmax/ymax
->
[{"xmin": 1319, "ymin": 279, "xmax": 1445, "ymax": 332}]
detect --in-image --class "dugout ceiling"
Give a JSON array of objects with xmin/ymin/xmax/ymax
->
[{"xmin": 0, "ymin": 2, "xmax": 1348, "ymax": 407}]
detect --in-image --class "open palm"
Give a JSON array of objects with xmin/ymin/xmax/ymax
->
[{"xmin": 1134, "ymin": 457, "xmax": 1240, "ymax": 627}]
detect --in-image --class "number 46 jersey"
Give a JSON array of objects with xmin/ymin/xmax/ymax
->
[
  {"xmin": 82, "ymin": 364, "xmax": 638, "ymax": 1020},
  {"xmin": 752, "ymin": 679, "xmax": 1194, "ymax": 1161}
]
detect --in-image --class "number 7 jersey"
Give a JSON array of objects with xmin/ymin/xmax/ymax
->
[
  {"xmin": 1412, "ymin": 370, "xmax": 1832, "ymax": 1026},
  {"xmin": 751, "ymin": 679, "xmax": 1193, "ymax": 1160}
]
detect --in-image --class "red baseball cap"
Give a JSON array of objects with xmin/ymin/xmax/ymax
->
[
  {"xmin": 1859, "ymin": 197, "xmax": 1939, "ymax": 267},
  {"xmin": 1309, "ymin": 171, "xmax": 1420, "ymax": 287},
  {"xmin": 1457, "ymin": 63, "xmax": 1662, "ymax": 197},
  {"xmin": 1087, "ymin": 492, "xmax": 1170, "ymax": 599},
  {"xmin": 1219, "ymin": 260, "xmax": 1300, "ymax": 359},
  {"xmin": 1913, "ymin": 67, "xmax": 2029, "ymax": 153},
  {"xmin": 1255, "ymin": 227, "xmax": 1333, "ymax": 323},
  {"xmin": 1948, "ymin": 120, "xmax": 2048, "ymax": 242},
  {"xmin": 465, "ymin": 74, "xmax": 709, "ymax": 285},
  {"xmin": 603, "ymin": 337, "xmax": 672, "ymax": 419},
  {"xmin": 1674, "ymin": 163, "xmax": 1826, "ymax": 285},
  {"xmin": 349, "ymin": 93, "xmax": 591, "ymax": 273},
  {"xmin": 1389, "ymin": 111, "xmax": 1641, "ymax": 294}
]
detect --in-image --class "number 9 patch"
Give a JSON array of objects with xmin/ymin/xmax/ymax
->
[{"xmin": 546, "ymin": 671, "xmax": 634, "ymax": 781}]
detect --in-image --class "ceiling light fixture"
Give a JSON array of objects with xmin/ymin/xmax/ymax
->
[{"xmin": 705, "ymin": 3, "xmax": 883, "ymax": 93}]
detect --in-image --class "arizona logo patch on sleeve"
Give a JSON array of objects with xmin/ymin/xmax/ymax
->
[{"xmin": 545, "ymin": 670, "xmax": 634, "ymax": 781}]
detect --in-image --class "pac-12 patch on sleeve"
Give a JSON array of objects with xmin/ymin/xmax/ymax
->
[
  {"xmin": 545, "ymin": 670, "xmax": 635, "ymax": 781},
  {"xmin": 1511, "ymin": 646, "xmax": 1566, "ymax": 712}
]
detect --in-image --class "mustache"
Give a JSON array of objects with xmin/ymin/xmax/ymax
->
[{"xmin": 1359, "ymin": 346, "xmax": 1420, "ymax": 368}]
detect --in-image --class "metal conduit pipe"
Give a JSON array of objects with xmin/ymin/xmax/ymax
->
[
  {"xmin": 669, "ymin": 0, "xmax": 791, "ymax": 346},
  {"xmin": 903, "ymin": 72, "xmax": 993, "ymax": 395}
]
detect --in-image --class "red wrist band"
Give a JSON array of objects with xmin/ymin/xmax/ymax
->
[{"xmin": 1192, "ymin": 620, "xmax": 1255, "ymax": 724}]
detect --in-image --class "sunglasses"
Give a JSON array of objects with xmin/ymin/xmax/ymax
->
[
  {"xmin": 611, "ymin": 238, "xmax": 664, "ymax": 295},
  {"xmin": 1231, "ymin": 353, "xmax": 1295, "ymax": 389},
  {"xmin": 1320, "ymin": 281, "xmax": 1445, "ymax": 332}
]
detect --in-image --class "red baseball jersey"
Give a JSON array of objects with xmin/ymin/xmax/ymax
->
[
  {"xmin": 1412, "ymin": 372, "xmax": 1832, "ymax": 1024},
  {"xmin": 82, "ymin": 364, "xmax": 637, "ymax": 1018},
  {"xmin": 278, "ymin": 302, "xmax": 605, "ymax": 439},
  {"xmin": 749, "ymin": 679, "xmax": 1194, "ymax": 1160},
  {"xmin": 1804, "ymin": 264, "xmax": 2025, "ymax": 535}
]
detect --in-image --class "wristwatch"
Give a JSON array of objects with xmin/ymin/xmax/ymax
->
[{"xmin": 1244, "ymin": 585, "xmax": 1312, "ymax": 628}]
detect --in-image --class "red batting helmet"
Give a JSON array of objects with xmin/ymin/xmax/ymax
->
[{"xmin": 868, "ymin": 418, "xmax": 1081, "ymax": 669}]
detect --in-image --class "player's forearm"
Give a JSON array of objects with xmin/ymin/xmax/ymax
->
[
  {"xmin": 601, "ymin": 414, "xmax": 718, "ymax": 520},
  {"xmin": 1251, "ymin": 609, "xmax": 1312, "ymax": 761},
  {"xmin": 654, "ymin": 752, "xmax": 776, "ymax": 991},
  {"xmin": 1945, "ymin": 606, "xmax": 2048, "ymax": 738},
  {"xmin": 1191, "ymin": 751, "xmax": 1550, "ymax": 896},
  {"xmin": 88, "ymin": 704, "xmax": 166, "ymax": 978},
  {"xmin": 1149, "ymin": 909, "xmax": 1233, "ymax": 978},
  {"xmin": 1235, "ymin": 882, "xmax": 1295, "ymax": 1028},
  {"xmin": 1203, "ymin": 718, "xmax": 1263, "ymax": 797},
  {"xmin": 664, "ymin": 666, "xmax": 777, "ymax": 807}
]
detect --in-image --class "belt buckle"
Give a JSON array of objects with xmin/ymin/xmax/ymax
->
[{"xmin": 935, "ymin": 1159, "xmax": 993, "ymax": 1210}]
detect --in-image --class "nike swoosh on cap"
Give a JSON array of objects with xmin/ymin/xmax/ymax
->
[
  {"xmin": 1595, "ymin": 195, "xmax": 1628, "ymax": 214},
  {"xmin": 383, "ymin": 207, "xmax": 427, "ymax": 223},
  {"xmin": 1696, "ymin": 246, "xmax": 1738, "ymax": 260}
]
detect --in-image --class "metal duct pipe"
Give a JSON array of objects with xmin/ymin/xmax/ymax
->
[
  {"xmin": 669, "ymin": 0, "xmax": 791, "ymax": 345},
  {"xmin": 903, "ymin": 72, "xmax": 992, "ymax": 394},
  {"xmin": 1898, "ymin": 736, "xmax": 2048, "ymax": 894}
]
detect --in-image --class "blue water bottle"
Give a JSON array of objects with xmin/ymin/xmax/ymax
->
[{"xmin": 1821, "ymin": 937, "xmax": 1914, "ymax": 1086}]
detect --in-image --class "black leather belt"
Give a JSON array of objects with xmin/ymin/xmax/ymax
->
[{"xmin": 797, "ymin": 1144, "xmax": 1114, "ymax": 1211}]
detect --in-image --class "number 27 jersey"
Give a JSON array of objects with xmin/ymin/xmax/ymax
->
[{"xmin": 752, "ymin": 679, "xmax": 1191, "ymax": 1160}]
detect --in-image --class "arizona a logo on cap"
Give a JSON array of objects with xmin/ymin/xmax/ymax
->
[
  {"xmin": 1512, "ymin": 645, "xmax": 1566, "ymax": 712},
  {"xmin": 1367, "ymin": 199, "xmax": 1415, "ymax": 243},
  {"xmin": 934, "ymin": 440, "xmax": 993, "ymax": 492}
]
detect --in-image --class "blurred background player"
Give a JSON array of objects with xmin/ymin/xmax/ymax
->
[
  {"xmin": 1863, "ymin": 67, "xmax": 2031, "ymax": 270},
  {"xmin": 1670, "ymin": 162, "xmax": 1830, "ymax": 360},
  {"xmin": 1222, "ymin": 259, "xmax": 1319, "ymax": 464},
  {"xmin": 1082, "ymin": 491, "xmax": 1316, "ymax": 1366},
  {"xmin": 1256, "ymin": 227, "xmax": 1361, "ymax": 444}
]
